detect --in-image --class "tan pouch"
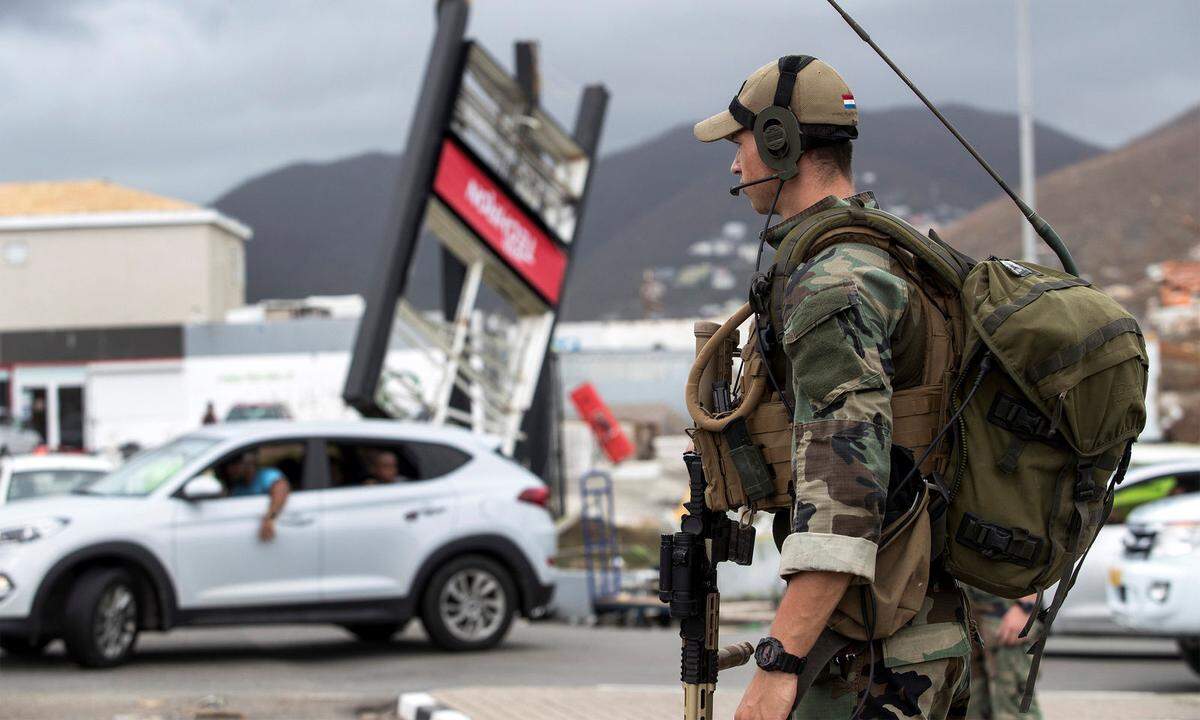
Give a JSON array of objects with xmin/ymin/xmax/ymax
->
[
  {"xmin": 688, "ymin": 303, "xmax": 792, "ymax": 512},
  {"xmin": 828, "ymin": 485, "xmax": 931, "ymax": 641}
]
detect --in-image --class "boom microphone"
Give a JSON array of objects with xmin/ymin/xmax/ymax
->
[{"xmin": 729, "ymin": 173, "xmax": 783, "ymax": 196}]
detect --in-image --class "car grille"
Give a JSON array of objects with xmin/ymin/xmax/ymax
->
[{"xmin": 1122, "ymin": 524, "xmax": 1157, "ymax": 559}]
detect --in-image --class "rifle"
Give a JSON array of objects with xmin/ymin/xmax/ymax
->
[{"xmin": 660, "ymin": 451, "xmax": 756, "ymax": 719}]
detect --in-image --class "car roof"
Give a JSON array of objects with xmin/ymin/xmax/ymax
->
[
  {"xmin": 1130, "ymin": 442, "xmax": 1200, "ymax": 466},
  {"xmin": 1128, "ymin": 491, "xmax": 1200, "ymax": 524},
  {"xmin": 181, "ymin": 420, "xmax": 502, "ymax": 454},
  {"xmin": 1124, "ymin": 459, "xmax": 1200, "ymax": 483},
  {"xmin": 2, "ymin": 453, "xmax": 114, "ymax": 472}
]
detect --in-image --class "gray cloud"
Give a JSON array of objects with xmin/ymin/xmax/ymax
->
[
  {"xmin": 0, "ymin": 0, "xmax": 93, "ymax": 35},
  {"xmin": 0, "ymin": 0, "xmax": 1196, "ymax": 203}
]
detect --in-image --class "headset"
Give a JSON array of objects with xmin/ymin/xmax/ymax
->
[{"xmin": 728, "ymin": 55, "xmax": 815, "ymax": 194}]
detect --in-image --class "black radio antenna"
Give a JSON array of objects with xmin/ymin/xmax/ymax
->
[{"xmin": 825, "ymin": 0, "xmax": 1079, "ymax": 276}]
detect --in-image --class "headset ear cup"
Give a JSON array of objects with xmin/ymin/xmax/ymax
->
[
  {"xmin": 754, "ymin": 106, "xmax": 804, "ymax": 180},
  {"xmin": 762, "ymin": 123, "xmax": 788, "ymax": 156}
]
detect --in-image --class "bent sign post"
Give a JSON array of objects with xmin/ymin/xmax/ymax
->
[{"xmin": 344, "ymin": 0, "xmax": 608, "ymax": 459}]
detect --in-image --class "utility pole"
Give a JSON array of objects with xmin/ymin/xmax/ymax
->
[{"xmin": 1016, "ymin": 0, "xmax": 1037, "ymax": 263}]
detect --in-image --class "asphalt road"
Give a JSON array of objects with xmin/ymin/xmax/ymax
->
[{"xmin": 1, "ymin": 622, "xmax": 1197, "ymax": 719}]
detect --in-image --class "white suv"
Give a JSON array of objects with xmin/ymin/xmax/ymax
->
[
  {"xmin": 0, "ymin": 421, "xmax": 556, "ymax": 667},
  {"xmin": 1108, "ymin": 491, "xmax": 1200, "ymax": 677}
]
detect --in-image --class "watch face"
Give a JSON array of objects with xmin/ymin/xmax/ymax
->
[{"xmin": 755, "ymin": 638, "xmax": 780, "ymax": 669}]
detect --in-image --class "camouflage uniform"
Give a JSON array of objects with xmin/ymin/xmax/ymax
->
[
  {"xmin": 769, "ymin": 192, "xmax": 972, "ymax": 720},
  {"xmin": 963, "ymin": 587, "xmax": 1043, "ymax": 720}
]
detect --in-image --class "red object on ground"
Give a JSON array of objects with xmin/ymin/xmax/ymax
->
[{"xmin": 569, "ymin": 382, "xmax": 634, "ymax": 464}]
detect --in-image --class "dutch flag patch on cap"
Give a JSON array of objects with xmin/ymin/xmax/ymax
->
[{"xmin": 842, "ymin": 94, "xmax": 856, "ymax": 110}]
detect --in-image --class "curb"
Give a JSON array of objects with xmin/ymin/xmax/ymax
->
[{"xmin": 398, "ymin": 692, "xmax": 472, "ymax": 720}]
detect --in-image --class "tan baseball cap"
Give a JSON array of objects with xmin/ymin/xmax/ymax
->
[{"xmin": 694, "ymin": 55, "xmax": 859, "ymax": 143}]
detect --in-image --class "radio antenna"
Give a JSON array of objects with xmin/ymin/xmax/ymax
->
[{"xmin": 824, "ymin": 0, "xmax": 1078, "ymax": 276}]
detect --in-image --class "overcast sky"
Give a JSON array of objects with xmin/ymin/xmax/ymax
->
[{"xmin": 2, "ymin": 0, "xmax": 1197, "ymax": 203}]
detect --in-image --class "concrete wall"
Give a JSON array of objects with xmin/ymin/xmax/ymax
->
[{"xmin": 0, "ymin": 222, "xmax": 244, "ymax": 331}]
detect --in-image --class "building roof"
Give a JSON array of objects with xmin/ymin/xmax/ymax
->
[
  {"xmin": 0, "ymin": 180, "xmax": 196, "ymax": 216},
  {"xmin": 0, "ymin": 180, "xmax": 251, "ymax": 239}
]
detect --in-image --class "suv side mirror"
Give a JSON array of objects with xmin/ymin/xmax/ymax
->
[{"xmin": 182, "ymin": 475, "xmax": 225, "ymax": 501}]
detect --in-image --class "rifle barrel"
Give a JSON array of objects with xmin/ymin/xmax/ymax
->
[{"xmin": 717, "ymin": 641, "xmax": 755, "ymax": 671}]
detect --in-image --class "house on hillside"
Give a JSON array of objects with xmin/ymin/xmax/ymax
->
[
  {"xmin": 1148, "ymin": 258, "xmax": 1200, "ymax": 337},
  {"xmin": 1145, "ymin": 255, "xmax": 1200, "ymax": 444}
]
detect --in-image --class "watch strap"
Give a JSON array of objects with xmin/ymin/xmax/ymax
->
[{"xmin": 776, "ymin": 651, "xmax": 805, "ymax": 674}]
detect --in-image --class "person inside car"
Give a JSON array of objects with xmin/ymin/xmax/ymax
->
[
  {"xmin": 219, "ymin": 450, "xmax": 291, "ymax": 541},
  {"xmin": 362, "ymin": 450, "xmax": 400, "ymax": 485}
]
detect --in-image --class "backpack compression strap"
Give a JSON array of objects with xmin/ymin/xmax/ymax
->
[{"xmin": 1018, "ymin": 441, "xmax": 1135, "ymax": 711}]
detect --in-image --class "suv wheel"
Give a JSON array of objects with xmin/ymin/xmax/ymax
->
[
  {"xmin": 1180, "ymin": 637, "xmax": 1200, "ymax": 677},
  {"xmin": 421, "ymin": 555, "xmax": 516, "ymax": 651},
  {"xmin": 62, "ymin": 568, "xmax": 140, "ymax": 668},
  {"xmin": 342, "ymin": 621, "xmax": 408, "ymax": 644},
  {"xmin": 0, "ymin": 635, "xmax": 49, "ymax": 657}
]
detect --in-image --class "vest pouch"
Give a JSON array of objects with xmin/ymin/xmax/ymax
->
[
  {"xmin": 829, "ymin": 483, "xmax": 931, "ymax": 641},
  {"xmin": 692, "ymin": 397, "xmax": 793, "ymax": 513},
  {"xmin": 725, "ymin": 418, "xmax": 775, "ymax": 504}
]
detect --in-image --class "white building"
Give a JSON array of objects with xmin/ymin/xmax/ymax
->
[{"xmin": 0, "ymin": 180, "xmax": 251, "ymax": 447}]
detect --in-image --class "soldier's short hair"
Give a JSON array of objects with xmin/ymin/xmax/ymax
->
[
  {"xmin": 799, "ymin": 123, "xmax": 854, "ymax": 181},
  {"xmin": 808, "ymin": 141, "xmax": 853, "ymax": 182}
]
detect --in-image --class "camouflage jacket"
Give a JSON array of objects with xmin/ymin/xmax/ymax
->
[{"xmin": 765, "ymin": 192, "xmax": 970, "ymax": 659}]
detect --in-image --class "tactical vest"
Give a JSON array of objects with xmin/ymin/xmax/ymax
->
[
  {"xmin": 687, "ymin": 202, "xmax": 967, "ymax": 515},
  {"xmin": 686, "ymin": 201, "xmax": 1148, "ymax": 654}
]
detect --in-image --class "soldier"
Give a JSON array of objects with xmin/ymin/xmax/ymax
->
[
  {"xmin": 965, "ymin": 587, "xmax": 1042, "ymax": 720},
  {"xmin": 692, "ymin": 57, "xmax": 972, "ymax": 720}
]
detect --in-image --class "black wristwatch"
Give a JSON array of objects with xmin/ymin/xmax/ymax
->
[{"xmin": 755, "ymin": 637, "xmax": 807, "ymax": 675}]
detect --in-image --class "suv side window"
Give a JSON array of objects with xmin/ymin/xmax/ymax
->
[
  {"xmin": 1108, "ymin": 471, "xmax": 1200, "ymax": 525},
  {"xmin": 196, "ymin": 440, "xmax": 311, "ymax": 497},
  {"xmin": 326, "ymin": 440, "xmax": 470, "ymax": 488}
]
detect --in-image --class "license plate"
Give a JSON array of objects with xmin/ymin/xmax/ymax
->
[{"xmin": 1108, "ymin": 567, "xmax": 1123, "ymax": 587}]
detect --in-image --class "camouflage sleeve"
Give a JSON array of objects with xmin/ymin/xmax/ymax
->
[{"xmin": 776, "ymin": 242, "xmax": 909, "ymax": 584}]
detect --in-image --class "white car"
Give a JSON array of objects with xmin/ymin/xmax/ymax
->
[
  {"xmin": 1, "ymin": 454, "xmax": 114, "ymax": 506},
  {"xmin": 1049, "ymin": 457, "xmax": 1200, "ymax": 634},
  {"xmin": 0, "ymin": 421, "xmax": 556, "ymax": 667},
  {"xmin": 1107, "ymin": 492, "xmax": 1200, "ymax": 677}
]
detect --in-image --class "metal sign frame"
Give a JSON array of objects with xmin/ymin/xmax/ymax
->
[{"xmin": 343, "ymin": 0, "xmax": 608, "ymax": 462}]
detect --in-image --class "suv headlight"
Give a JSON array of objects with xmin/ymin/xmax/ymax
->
[
  {"xmin": 1149, "ymin": 521, "xmax": 1200, "ymax": 560},
  {"xmin": 0, "ymin": 517, "xmax": 70, "ymax": 545}
]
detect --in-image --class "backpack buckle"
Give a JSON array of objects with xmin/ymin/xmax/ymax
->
[
  {"xmin": 1074, "ymin": 461, "xmax": 1098, "ymax": 502},
  {"xmin": 988, "ymin": 393, "xmax": 1052, "ymax": 438},
  {"xmin": 956, "ymin": 513, "xmax": 1043, "ymax": 568},
  {"xmin": 749, "ymin": 271, "xmax": 776, "ymax": 351}
]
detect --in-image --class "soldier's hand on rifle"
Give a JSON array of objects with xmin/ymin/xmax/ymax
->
[{"xmin": 734, "ymin": 669, "xmax": 798, "ymax": 720}]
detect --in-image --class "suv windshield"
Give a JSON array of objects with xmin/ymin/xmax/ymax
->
[
  {"xmin": 80, "ymin": 437, "xmax": 218, "ymax": 497},
  {"xmin": 226, "ymin": 405, "xmax": 289, "ymax": 421},
  {"xmin": 9, "ymin": 469, "xmax": 108, "ymax": 502}
]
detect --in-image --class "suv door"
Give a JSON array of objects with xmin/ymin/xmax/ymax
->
[
  {"xmin": 317, "ymin": 438, "xmax": 468, "ymax": 601},
  {"xmin": 172, "ymin": 438, "xmax": 324, "ymax": 608}
]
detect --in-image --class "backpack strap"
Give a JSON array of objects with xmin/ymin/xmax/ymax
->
[{"xmin": 1018, "ymin": 440, "xmax": 1135, "ymax": 712}]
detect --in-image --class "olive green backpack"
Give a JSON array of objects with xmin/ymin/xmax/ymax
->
[{"xmin": 765, "ymin": 205, "xmax": 1149, "ymax": 660}]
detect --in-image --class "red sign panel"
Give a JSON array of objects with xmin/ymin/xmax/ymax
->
[
  {"xmin": 433, "ymin": 138, "xmax": 568, "ymax": 306},
  {"xmin": 569, "ymin": 382, "xmax": 634, "ymax": 464}
]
